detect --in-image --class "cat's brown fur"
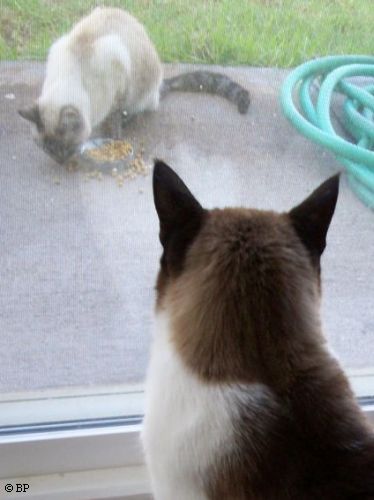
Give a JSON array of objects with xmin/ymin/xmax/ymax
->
[{"xmin": 152, "ymin": 160, "xmax": 374, "ymax": 499}]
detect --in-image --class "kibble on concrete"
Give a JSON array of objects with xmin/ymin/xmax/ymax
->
[
  {"xmin": 56, "ymin": 139, "xmax": 150, "ymax": 187},
  {"xmin": 87, "ymin": 140, "xmax": 133, "ymax": 161}
]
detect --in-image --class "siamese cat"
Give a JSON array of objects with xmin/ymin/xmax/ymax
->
[
  {"xmin": 18, "ymin": 7, "xmax": 250, "ymax": 164},
  {"xmin": 142, "ymin": 161, "xmax": 374, "ymax": 500}
]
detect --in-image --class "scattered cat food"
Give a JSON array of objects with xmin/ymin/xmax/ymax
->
[
  {"xmin": 110, "ymin": 157, "xmax": 150, "ymax": 187},
  {"xmin": 86, "ymin": 140, "xmax": 133, "ymax": 161},
  {"xmin": 57, "ymin": 138, "xmax": 150, "ymax": 187},
  {"xmin": 130, "ymin": 156, "xmax": 149, "ymax": 176}
]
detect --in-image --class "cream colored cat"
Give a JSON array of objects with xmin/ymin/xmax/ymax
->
[
  {"xmin": 19, "ymin": 7, "xmax": 162, "ymax": 163},
  {"xmin": 19, "ymin": 7, "xmax": 250, "ymax": 164}
]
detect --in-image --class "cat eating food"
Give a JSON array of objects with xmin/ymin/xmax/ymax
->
[
  {"xmin": 18, "ymin": 7, "xmax": 250, "ymax": 164},
  {"xmin": 142, "ymin": 161, "xmax": 374, "ymax": 500}
]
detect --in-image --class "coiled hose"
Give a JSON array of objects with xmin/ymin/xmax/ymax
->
[{"xmin": 280, "ymin": 55, "xmax": 374, "ymax": 209}]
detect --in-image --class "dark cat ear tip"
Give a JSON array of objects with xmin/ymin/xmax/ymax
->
[
  {"xmin": 320, "ymin": 172, "xmax": 341, "ymax": 199},
  {"xmin": 153, "ymin": 158, "xmax": 170, "ymax": 169},
  {"xmin": 153, "ymin": 159, "xmax": 174, "ymax": 180},
  {"xmin": 153, "ymin": 158, "xmax": 168, "ymax": 168},
  {"xmin": 327, "ymin": 172, "xmax": 341, "ymax": 186}
]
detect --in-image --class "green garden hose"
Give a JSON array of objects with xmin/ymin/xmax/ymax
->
[{"xmin": 280, "ymin": 55, "xmax": 374, "ymax": 209}]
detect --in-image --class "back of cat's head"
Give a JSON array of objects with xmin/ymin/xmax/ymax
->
[{"xmin": 152, "ymin": 160, "xmax": 339, "ymax": 384}]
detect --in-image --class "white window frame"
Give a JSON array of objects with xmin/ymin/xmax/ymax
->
[
  {"xmin": 0, "ymin": 423, "xmax": 150, "ymax": 499},
  {"xmin": 0, "ymin": 373, "xmax": 373, "ymax": 499}
]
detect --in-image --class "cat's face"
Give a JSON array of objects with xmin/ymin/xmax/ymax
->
[
  {"xmin": 152, "ymin": 160, "xmax": 339, "ymax": 384},
  {"xmin": 18, "ymin": 104, "xmax": 90, "ymax": 164}
]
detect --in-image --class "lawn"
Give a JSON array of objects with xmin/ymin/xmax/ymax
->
[{"xmin": 0, "ymin": 0, "xmax": 373, "ymax": 67}]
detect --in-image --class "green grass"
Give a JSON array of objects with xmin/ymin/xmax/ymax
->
[{"xmin": 0, "ymin": 0, "xmax": 373, "ymax": 67}]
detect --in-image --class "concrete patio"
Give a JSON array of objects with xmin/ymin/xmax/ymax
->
[{"xmin": 0, "ymin": 62, "xmax": 373, "ymax": 394}]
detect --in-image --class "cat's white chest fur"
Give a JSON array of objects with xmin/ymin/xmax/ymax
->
[{"xmin": 142, "ymin": 312, "xmax": 266, "ymax": 500}]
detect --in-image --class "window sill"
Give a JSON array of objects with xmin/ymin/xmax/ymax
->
[
  {"xmin": 0, "ymin": 466, "xmax": 151, "ymax": 500},
  {"xmin": 0, "ymin": 421, "xmax": 151, "ymax": 499},
  {"xmin": 1, "ymin": 402, "xmax": 373, "ymax": 500},
  {"xmin": 0, "ymin": 370, "xmax": 373, "ymax": 500}
]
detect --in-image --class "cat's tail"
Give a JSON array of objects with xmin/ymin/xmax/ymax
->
[{"xmin": 160, "ymin": 71, "xmax": 250, "ymax": 114}]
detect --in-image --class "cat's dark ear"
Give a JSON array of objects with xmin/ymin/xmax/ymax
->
[
  {"xmin": 59, "ymin": 105, "xmax": 83, "ymax": 133},
  {"xmin": 153, "ymin": 159, "xmax": 204, "ymax": 252},
  {"xmin": 18, "ymin": 105, "xmax": 41, "ymax": 127},
  {"xmin": 289, "ymin": 174, "xmax": 340, "ymax": 260}
]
